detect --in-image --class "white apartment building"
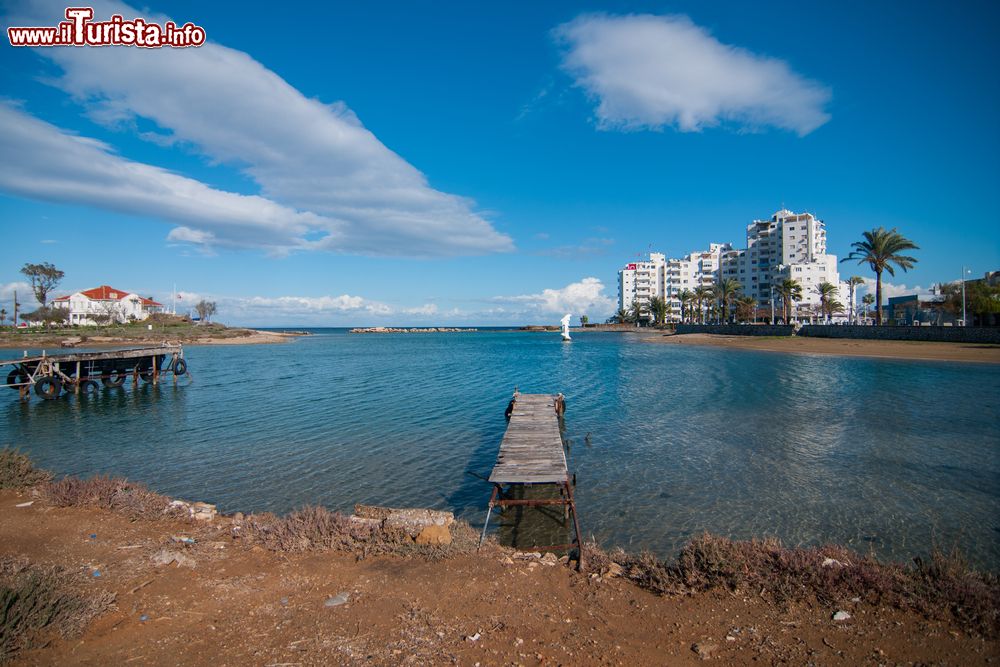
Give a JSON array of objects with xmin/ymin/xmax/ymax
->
[
  {"xmin": 617, "ymin": 252, "xmax": 665, "ymax": 319},
  {"xmin": 739, "ymin": 209, "xmax": 845, "ymax": 316},
  {"xmin": 618, "ymin": 244, "xmax": 732, "ymax": 321},
  {"xmin": 617, "ymin": 209, "xmax": 848, "ymax": 323}
]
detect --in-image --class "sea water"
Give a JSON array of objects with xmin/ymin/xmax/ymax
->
[{"xmin": 3, "ymin": 330, "xmax": 998, "ymax": 569}]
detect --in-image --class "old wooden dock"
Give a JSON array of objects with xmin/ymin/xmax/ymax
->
[
  {"xmin": 1, "ymin": 344, "xmax": 188, "ymax": 400},
  {"xmin": 480, "ymin": 390, "xmax": 584, "ymax": 569}
]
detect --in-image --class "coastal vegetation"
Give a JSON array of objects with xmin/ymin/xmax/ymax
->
[
  {"xmin": 2, "ymin": 447, "xmax": 997, "ymax": 651},
  {"xmin": 843, "ymin": 227, "xmax": 919, "ymax": 325},
  {"xmin": 775, "ymin": 278, "xmax": 803, "ymax": 323}
]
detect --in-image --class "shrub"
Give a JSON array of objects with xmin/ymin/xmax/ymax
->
[
  {"xmin": 0, "ymin": 449, "xmax": 52, "ymax": 490},
  {"xmin": 0, "ymin": 557, "xmax": 116, "ymax": 661},
  {"xmin": 45, "ymin": 476, "xmax": 180, "ymax": 521}
]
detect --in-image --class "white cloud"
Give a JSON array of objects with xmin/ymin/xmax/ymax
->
[
  {"xmin": 0, "ymin": 103, "xmax": 334, "ymax": 254},
  {"xmin": 404, "ymin": 303, "xmax": 439, "ymax": 316},
  {"xmin": 493, "ymin": 277, "xmax": 615, "ymax": 318},
  {"xmin": 554, "ymin": 13, "xmax": 831, "ymax": 135},
  {"xmin": 2, "ymin": 0, "xmax": 513, "ymax": 257},
  {"xmin": 859, "ymin": 278, "xmax": 926, "ymax": 299},
  {"xmin": 0, "ymin": 281, "xmax": 36, "ymax": 308}
]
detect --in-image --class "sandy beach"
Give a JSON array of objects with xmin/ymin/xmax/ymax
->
[{"xmin": 641, "ymin": 332, "xmax": 1000, "ymax": 364}]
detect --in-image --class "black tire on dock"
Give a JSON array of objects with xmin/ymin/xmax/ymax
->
[
  {"xmin": 102, "ymin": 370, "xmax": 126, "ymax": 388},
  {"xmin": 173, "ymin": 358, "xmax": 187, "ymax": 376},
  {"xmin": 139, "ymin": 366, "xmax": 156, "ymax": 382},
  {"xmin": 34, "ymin": 376, "xmax": 62, "ymax": 400},
  {"xmin": 79, "ymin": 380, "xmax": 100, "ymax": 395},
  {"xmin": 6, "ymin": 368, "xmax": 28, "ymax": 389}
]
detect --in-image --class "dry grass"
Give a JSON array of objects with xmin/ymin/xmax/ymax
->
[
  {"xmin": 237, "ymin": 505, "xmax": 480, "ymax": 559},
  {"xmin": 44, "ymin": 476, "xmax": 183, "ymax": 521},
  {"xmin": 0, "ymin": 449, "xmax": 52, "ymax": 490},
  {"xmin": 0, "ymin": 557, "xmax": 116, "ymax": 662},
  {"xmin": 586, "ymin": 533, "xmax": 1000, "ymax": 638}
]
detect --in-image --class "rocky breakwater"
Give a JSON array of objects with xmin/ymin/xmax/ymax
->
[
  {"xmin": 350, "ymin": 504, "xmax": 455, "ymax": 545},
  {"xmin": 348, "ymin": 327, "xmax": 476, "ymax": 333}
]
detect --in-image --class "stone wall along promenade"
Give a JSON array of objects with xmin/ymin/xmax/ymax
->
[
  {"xmin": 674, "ymin": 324, "xmax": 796, "ymax": 336},
  {"xmin": 798, "ymin": 325, "xmax": 1000, "ymax": 344}
]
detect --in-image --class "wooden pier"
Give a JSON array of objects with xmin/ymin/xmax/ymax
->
[
  {"xmin": 1, "ymin": 345, "xmax": 188, "ymax": 400},
  {"xmin": 480, "ymin": 390, "xmax": 584, "ymax": 569}
]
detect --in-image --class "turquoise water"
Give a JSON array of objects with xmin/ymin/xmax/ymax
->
[{"xmin": 3, "ymin": 330, "xmax": 998, "ymax": 570}]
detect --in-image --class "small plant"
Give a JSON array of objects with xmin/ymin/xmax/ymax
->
[
  {"xmin": 0, "ymin": 449, "xmax": 52, "ymax": 490},
  {"xmin": 0, "ymin": 557, "xmax": 116, "ymax": 661},
  {"xmin": 45, "ymin": 476, "xmax": 179, "ymax": 520}
]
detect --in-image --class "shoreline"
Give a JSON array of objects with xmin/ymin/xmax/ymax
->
[
  {"xmin": 0, "ymin": 328, "xmax": 306, "ymax": 350},
  {"xmin": 638, "ymin": 331, "xmax": 1000, "ymax": 364},
  {"xmin": 1, "ymin": 451, "xmax": 996, "ymax": 665}
]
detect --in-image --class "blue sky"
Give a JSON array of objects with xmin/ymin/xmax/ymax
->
[{"xmin": 2, "ymin": 0, "xmax": 998, "ymax": 325}]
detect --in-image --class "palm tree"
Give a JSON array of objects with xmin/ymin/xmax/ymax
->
[
  {"xmin": 814, "ymin": 281, "xmax": 840, "ymax": 322},
  {"xmin": 842, "ymin": 227, "xmax": 919, "ymax": 325},
  {"xmin": 677, "ymin": 289, "xmax": 694, "ymax": 324},
  {"xmin": 0, "ymin": 308, "xmax": 6, "ymax": 328},
  {"xmin": 862, "ymin": 293, "xmax": 875, "ymax": 324},
  {"xmin": 693, "ymin": 286, "xmax": 713, "ymax": 324},
  {"xmin": 846, "ymin": 276, "xmax": 865, "ymax": 325},
  {"xmin": 648, "ymin": 296, "xmax": 668, "ymax": 327},
  {"xmin": 713, "ymin": 278, "xmax": 742, "ymax": 324},
  {"xmin": 775, "ymin": 278, "xmax": 803, "ymax": 324},
  {"xmin": 630, "ymin": 299, "xmax": 645, "ymax": 326},
  {"xmin": 736, "ymin": 295, "xmax": 757, "ymax": 323}
]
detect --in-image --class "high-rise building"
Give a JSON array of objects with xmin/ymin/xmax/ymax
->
[
  {"xmin": 740, "ymin": 209, "xmax": 843, "ymax": 314},
  {"xmin": 617, "ymin": 209, "xmax": 847, "ymax": 322}
]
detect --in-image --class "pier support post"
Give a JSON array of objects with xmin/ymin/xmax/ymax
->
[{"xmin": 478, "ymin": 485, "xmax": 499, "ymax": 549}]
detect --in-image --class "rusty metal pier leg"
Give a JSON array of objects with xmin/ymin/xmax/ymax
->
[
  {"xmin": 478, "ymin": 485, "xmax": 500, "ymax": 549},
  {"xmin": 563, "ymin": 479, "xmax": 585, "ymax": 573}
]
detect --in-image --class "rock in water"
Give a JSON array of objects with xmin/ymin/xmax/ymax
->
[{"xmin": 415, "ymin": 524, "xmax": 452, "ymax": 545}]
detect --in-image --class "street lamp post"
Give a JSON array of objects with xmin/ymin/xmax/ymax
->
[{"xmin": 961, "ymin": 267, "xmax": 971, "ymax": 326}]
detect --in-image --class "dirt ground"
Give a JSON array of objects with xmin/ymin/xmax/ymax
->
[
  {"xmin": 642, "ymin": 331, "xmax": 1000, "ymax": 364},
  {"xmin": 1, "ymin": 490, "xmax": 995, "ymax": 666}
]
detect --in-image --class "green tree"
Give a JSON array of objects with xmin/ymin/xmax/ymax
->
[
  {"xmin": 846, "ymin": 276, "xmax": 866, "ymax": 324},
  {"xmin": 713, "ymin": 278, "xmax": 742, "ymax": 324},
  {"xmin": 0, "ymin": 307, "xmax": 6, "ymax": 327},
  {"xmin": 677, "ymin": 289, "xmax": 694, "ymax": 324},
  {"xmin": 608, "ymin": 307, "xmax": 630, "ymax": 324},
  {"xmin": 579, "ymin": 315, "xmax": 589, "ymax": 327},
  {"xmin": 775, "ymin": 278, "xmax": 803, "ymax": 324},
  {"xmin": 629, "ymin": 298, "xmax": 646, "ymax": 326},
  {"xmin": 941, "ymin": 281, "xmax": 1000, "ymax": 326},
  {"xmin": 20, "ymin": 262, "xmax": 64, "ymax": 307},
  {"xmin": 842, "ymin": 228, "xmax": 919, "ymax": 325},
  {"xmin": 736, "ymin": 295, "xmax": 757, "ymax": 323},
  {"xmin": 862, "ymin": 293, "xmax": 876, "ymax": 323},
  {"xmin": 647, "ymin": 296, "xmax": 668, "ymax": 327},
  {"xmin": 693, "ymin": 286, "xmax": 713, "ymax": 324},
  {"xmin": 814, "ymin": 281, "xmax": 840, "ymax": 321}
]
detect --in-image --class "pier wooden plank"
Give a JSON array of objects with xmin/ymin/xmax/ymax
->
[{"xmin": 488, "ymin": 392, "xmax": 568, "ymax": 484}]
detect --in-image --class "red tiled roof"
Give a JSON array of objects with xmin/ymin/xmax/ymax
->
[
  {"xmin": 53, "ymin": 285, "xmax": 162, "ymax": 307},
  {"xmin": 78, "ymin": 285, "xmax": 129, "ymax": 300}
]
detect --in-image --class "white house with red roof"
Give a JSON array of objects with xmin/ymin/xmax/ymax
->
[{"xmin": 51, "ymin": 285, "xmax": 164, "ymax": 325}]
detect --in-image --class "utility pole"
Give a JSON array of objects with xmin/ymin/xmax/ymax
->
[{"xmin": 12, "ymin": 290, "xmax": 18, "ymax": 328}]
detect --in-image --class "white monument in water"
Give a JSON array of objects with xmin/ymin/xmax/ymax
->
[{"xmin": 560, "ymin": 313, "xmax": 572, "ymax": 342}]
